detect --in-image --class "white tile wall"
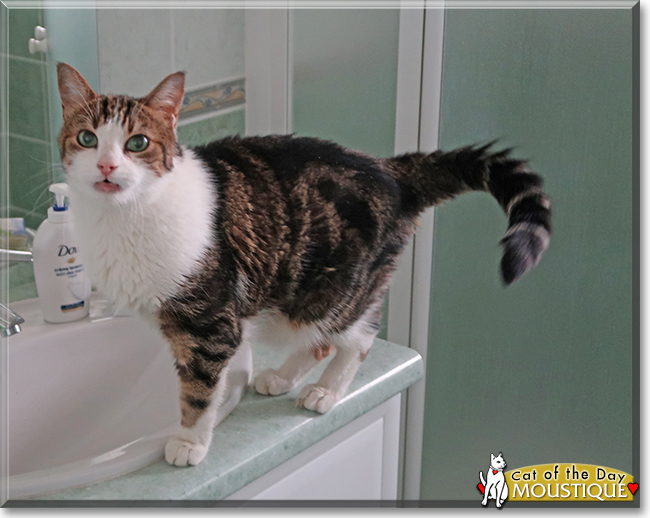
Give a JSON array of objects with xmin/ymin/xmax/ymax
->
[
  {"xmin": 172, "ymin": 10, "xmax": 245, "ymax": 89},
  {"xmin": 96, "ymin": 9, "xmax": 245, "ymax": 97},
  {"xmin": 97, "ymin": 10, "xmax": 172, "ymax": 96}
]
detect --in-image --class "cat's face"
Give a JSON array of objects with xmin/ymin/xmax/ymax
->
[
  {"xmin": 56, "ymin": 63, "xmax": 185, "ymax": 205},
  {"xmin": 491, "ymin": 453, "xmax": 507, "ymax": 469}
]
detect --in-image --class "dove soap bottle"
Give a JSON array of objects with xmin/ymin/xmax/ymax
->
[{"xmin": 33, "ymin": 183, "xmax": 91, "ymax": 323}]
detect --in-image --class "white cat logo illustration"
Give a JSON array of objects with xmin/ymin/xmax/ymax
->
[{"xmin": 478, "ymin": 452, "xmax": 509, "ymax": 507}]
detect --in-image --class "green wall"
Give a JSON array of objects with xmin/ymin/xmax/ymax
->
[
  {"xmin": 5, "ymin": 7, "xmax": 52, "ymax": 231},
  {"xmin": 291, "ymin": 10, "xmax": 400, "ymax": 158},
  {"xmin": 3, "ymin": 7, "xmax": 53, "ymax": 304},
  {"xmin": 420, "ymin": 9, "xmax": 633, "ymax": 500}
]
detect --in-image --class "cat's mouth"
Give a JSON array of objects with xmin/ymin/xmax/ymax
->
[{"xmin": 94, "ymin": 179, "xmax": 123, "ymax": 194}]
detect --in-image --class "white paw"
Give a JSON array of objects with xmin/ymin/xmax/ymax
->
[
  {"xmin": 296, "ymin": 384, "xmax": 338, "ymax": 413},
  {"xmin": 165, "ymin": 436, "xmax": 209, "ymax": 467},
  {"xmin": 254, "ymin": 369, "xmax": 293, "ymax": 396}
]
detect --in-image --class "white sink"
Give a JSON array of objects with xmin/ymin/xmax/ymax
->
[{"xmin": 6, "ymin": 297, "xmax": 253, "ymax": 499}]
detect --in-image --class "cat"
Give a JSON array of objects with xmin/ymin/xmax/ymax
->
[
  {"xmin": 56, "ymin": 63, "xmax": 551, "ymax": 467},
  {"xmin": 479, "ymin": 453, "xmax": 509, "ymax": 507}
]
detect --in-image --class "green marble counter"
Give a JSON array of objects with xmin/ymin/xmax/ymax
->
[{"xmin": 31, "ymin": 339, "xmax": 423, "ymax": 501}]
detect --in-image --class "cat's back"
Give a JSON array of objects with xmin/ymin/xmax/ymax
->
[
  {"xmin": 193, "ymin": 134, "xmax": 393, "ymax": 186},
  {"xmin": 192, "ymin": 135, "xmax": 406, "ymax": 253},
  {"xmin": 191, "ymin": 135, "xmax": 411, "ymax": 323}
]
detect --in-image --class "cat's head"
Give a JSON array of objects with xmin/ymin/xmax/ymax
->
[
  {"xmin": 491, "ymin": 453, "xmax": 507, "ymax": 469},
  {"xmin": 56, "ymin": 63, "xmax": 185, "ymax": 205}
]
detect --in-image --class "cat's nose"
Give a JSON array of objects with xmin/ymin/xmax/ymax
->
[{"xmin": 97, "ymin": 162, "xmax": 118, "ymax": 178}]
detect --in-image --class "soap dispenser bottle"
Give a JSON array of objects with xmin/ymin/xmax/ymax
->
[{"xmin": 33, "ymin": 183, "xmax": 91, "ymax": 323}]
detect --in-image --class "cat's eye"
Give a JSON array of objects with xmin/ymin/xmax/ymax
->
[
  {"xmin": 77, "ymin": 130, "xmax": 98, "ymax": 148},
  {"xmin": 125, "ymin": 134, "xmax": 149, "ymax": 152}
]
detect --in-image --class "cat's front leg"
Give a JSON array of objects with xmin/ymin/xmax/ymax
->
[
  {"xmin": 159, "ymin": 311, "xmax": 240, "ymax": 467},
  {"xmin": 165, "ymin": 362, "xmax": 231, "ymax": 466},
  {"xmin": 481, "ymin": 487, "xmax": 490, "ymax": 506},
  {"xmin": 481, "ymin": 482, "xmax": 491, "ymax": 506}
]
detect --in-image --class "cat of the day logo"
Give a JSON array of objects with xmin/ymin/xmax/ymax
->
[
  {"xmin": 478, "ymin": 453, "xmax": 509, "ymax": 508},
  {"xmin": 477, "ymin": 456, "xmax": 637, "ymax": 506}
]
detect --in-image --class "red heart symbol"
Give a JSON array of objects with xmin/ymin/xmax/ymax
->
[
  {"xmin": 478, "ymin": 483, "xmax": 485, "ymax": 495},
  {"xmin": 628, "ymin": 482, "xmax": 638, "ymax": 495},
  {"xmin": 493, "ymin": 470, "xmax": 498, "ymax": 474}
]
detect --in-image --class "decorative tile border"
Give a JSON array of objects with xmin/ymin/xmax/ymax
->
[
  {"xmin": 177, "ymin": 109, "xmax": 245, "ymax": 148},
  {"xmin": 179, "ymin": 77, "xmax": 245, "ymax": 120}
]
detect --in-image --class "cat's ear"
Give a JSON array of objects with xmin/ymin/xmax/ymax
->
[
  {"xmin": 142, "ymin": 72, "xmax": 185, "ymax": 125},
  {"xmin": 57, "ymin": 63, "xmax": 97, "ymax": 119},
  {"xmin": 491, "ymin": 453, "xmax": 496, "ymax": 461}
]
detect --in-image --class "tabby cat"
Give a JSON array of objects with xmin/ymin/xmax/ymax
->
[{"xmin": 56, "ymin": 63, "xmax": 551, "ymax": 467}]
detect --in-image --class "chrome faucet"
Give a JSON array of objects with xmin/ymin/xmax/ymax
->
[
  {"xmin": 0, "ymin": 248, "xmax": 33, "ymax": 265},
  {"xmin": 1, "ymin": 303, "xmax": 24, "ymax": 337},
  {"xmin": 1, "ymin": 227, "xmax": 35, "ymax": 267},
  {"xmin": 1, "ymin": 227, "xmax": 33, "ymax": 335}
]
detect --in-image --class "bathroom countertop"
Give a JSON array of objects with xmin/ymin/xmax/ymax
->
[{"xmin": 30, "ymin": 338, "xmax": 423, "ymax": 502}]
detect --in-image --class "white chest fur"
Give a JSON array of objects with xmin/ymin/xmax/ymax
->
[{"xmin": 67, "ymin": 149, "xmax": 216, "ymax": 314}]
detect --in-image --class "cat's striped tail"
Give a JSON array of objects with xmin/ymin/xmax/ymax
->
[{"xmin": 387, "ymin": 142, "xmax": 551, "ymax": 285}]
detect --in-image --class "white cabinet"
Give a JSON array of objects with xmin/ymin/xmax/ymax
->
[{"xmin": 226, "ymin": 395, "xmax": 401, "ymax": 500}]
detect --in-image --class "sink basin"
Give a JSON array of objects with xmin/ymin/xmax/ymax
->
[{"xmin": 6, "ymin": 297, "xmax": 253, "ymax": 499}]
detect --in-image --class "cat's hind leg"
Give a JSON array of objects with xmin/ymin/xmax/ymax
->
[
  {"xmin": 296, "ymin": 309, "xmax": 379, "ymax": 414},
  {"xmin": 254, "ymin": 343, "xmax": 333, "ymax": 396},
  {"xmin": 251, "ymin": 312, "xmax": 332, "ymax": 396}
]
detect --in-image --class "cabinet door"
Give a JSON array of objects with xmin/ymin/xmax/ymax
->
[
  {"xmin": 253, "ymin": 419, "xmax": 385, "ymax": 500},
  {"xmin": 227, "ymin": 395, "xmax": 400, "ymax": 500}
]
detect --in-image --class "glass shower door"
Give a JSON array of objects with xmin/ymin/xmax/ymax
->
[{"xmin": 419, "ymin": 8, "xmax": 634, "ymax": 501}]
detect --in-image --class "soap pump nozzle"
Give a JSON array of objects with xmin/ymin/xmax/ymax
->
[
  {"xmin": 47, "ymin": 183, "xmax": 71, "ymax": 222},
  {"xmin": 49, "ymin": 183, "xmax": 69, "ymax": 211}
]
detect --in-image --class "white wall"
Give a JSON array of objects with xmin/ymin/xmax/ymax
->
[{"xmin": 96, "ymin": 9, "xmax": 244, "ymax": 96}]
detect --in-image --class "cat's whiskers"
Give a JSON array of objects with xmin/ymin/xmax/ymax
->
[
  {"xmin": 18, "ymin": 174, "xmax": 55, "ymax": 202},
  {"xmin": 8, "ymin": 156, "xmax": 62, "ymax": 219},
  {"xmin": 28, "ymin": 182, "xmax": 57, "ymax": 215}
]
